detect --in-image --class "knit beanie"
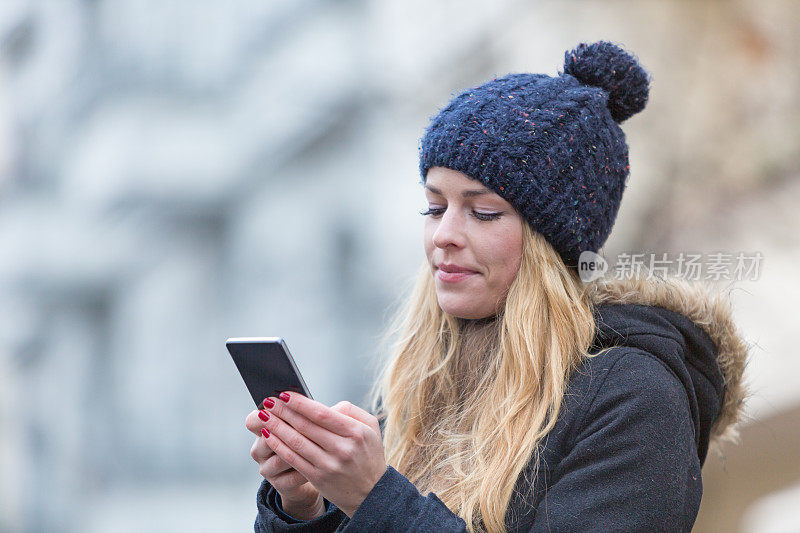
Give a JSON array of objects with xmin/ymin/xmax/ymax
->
[{"xmin": 418, "ymin": 40, "xmax": 652, "ymax": 270}]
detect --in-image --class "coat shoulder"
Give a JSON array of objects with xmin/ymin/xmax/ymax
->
[{"xmin": 558, "ymin": 345, "xmax": 689, "ymax": 449}]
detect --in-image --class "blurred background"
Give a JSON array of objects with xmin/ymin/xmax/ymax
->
[{"xmin": 0, "ymin": 0, "xmax": 798, "ymax": 531}]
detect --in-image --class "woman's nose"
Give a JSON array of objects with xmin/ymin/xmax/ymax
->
[{"xmin": 432, "ymin": 209, "xmax": 466, "ymax": 249}]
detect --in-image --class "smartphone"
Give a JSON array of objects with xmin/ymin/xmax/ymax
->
[{"xmin": 226, "ymin": 337, "xmax": 313, "ymax": 407}]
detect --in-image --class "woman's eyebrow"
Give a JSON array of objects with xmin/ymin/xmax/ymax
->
[{"xmin": 425, "ymin": 185, "xmax": 490, "ymax": 198}]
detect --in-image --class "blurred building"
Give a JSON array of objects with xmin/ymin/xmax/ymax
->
[{"xmin": 0, "ymin": 1, "xmax": 798, "ymax": 532}]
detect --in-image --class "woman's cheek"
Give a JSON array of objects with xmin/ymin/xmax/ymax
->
[{"xmin": 423, "ymin": 223, "xmax": 435, "ymax": 255}]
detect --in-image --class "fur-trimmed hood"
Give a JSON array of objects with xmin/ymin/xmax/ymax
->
[{"xmin": 585, "ymin": 275, "xmax": 751, "ymax": 465}]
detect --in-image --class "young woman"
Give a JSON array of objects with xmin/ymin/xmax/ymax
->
[{"xmin": 245, "ymin": 41, "xmax": 750, "ymax": 532}]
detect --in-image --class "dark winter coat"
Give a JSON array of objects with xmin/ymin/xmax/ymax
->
[{"xmin": 253, "ymin": 276, "xmax": 749, "ymax": 532}]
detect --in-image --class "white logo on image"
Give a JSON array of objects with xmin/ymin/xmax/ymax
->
[{"xmin": 578, "ymin": 251, "xmax": 608, "ymax": 282}]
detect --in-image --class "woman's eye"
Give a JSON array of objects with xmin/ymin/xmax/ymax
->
[
  {"xmin": 419, "ymin": 207, "xmax": 445, "ymax": 217},
  {"xmin": 473, "ymin": 211, "xmax": 502, "ymax": 221},
  {"xmin": 419, "ymin": 207, "xmax": 502, "ymax": 221}
]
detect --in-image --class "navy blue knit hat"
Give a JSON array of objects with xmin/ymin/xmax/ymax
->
[{"xmin": 418, "ymin": 41, "xmax": 652, "ymax": 269}]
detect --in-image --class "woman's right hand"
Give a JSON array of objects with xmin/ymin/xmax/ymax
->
[{"xmin": 247, "ymin": 406, "xmax": 324, "ymax": 519}]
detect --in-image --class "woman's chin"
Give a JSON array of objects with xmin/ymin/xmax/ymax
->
[{"xmin": 436, "ymin": 295, "xmax": 492, "ymax": 320}]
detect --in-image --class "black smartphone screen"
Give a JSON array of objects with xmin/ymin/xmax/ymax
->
[{"xmin": 226, "ymin": 337, "xmax": 313, "ymax": 407}]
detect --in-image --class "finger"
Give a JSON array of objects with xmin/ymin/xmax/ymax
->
[
  {"xmin": 274, "ymin": 392, "xmax": 371, "ymax": 439},
  {"xmin": 245, "ymin": 409, "xmax": 270, "ymax": 437},
  {"xmin": 251, "ymin": 436, "xmax": 300, "ymax": 480},
  {"xmin": 264, "ymin": 396, "xmax": 352, "ymax": 452},
  {"xmin": 250, "ymin": 434, "xmax": 276, "ymax": 463},
  {"xmin": 263, "ymin": 411, "xmax": 328, "ymax": 472},
  {"xmin": 269, "ymin": 468, "xmax": 310, "ymax": 490},
  {"xmin": 331, "ymin": 400, "xmax": 381, "ymax": 435},
  {"xmin": 268, "ymin": 455, "xmax": 297, "ymax": 477},
  {"xmin": 259, "ymin": 450, "xmax": 300, "ymax": 478},
  {"xmin": 258, "ymin": 453, "xmax": 306, "ymax": 486}
]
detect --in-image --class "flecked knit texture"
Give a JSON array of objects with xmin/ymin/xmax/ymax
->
[{"xmin": 418, "ymin": 41, "xmax": 652, "ymax": 269}]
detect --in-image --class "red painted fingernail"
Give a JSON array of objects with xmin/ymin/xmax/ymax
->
[
  {"xmin": 279, "ymin": 392, "xmax": 290, "ymax": 403},
  {"xmin": 263, "ymin": 398, "xmax": 275, "ymax": 409},
  {"xmin": 258, "ymin": 410, "xmax": 270, "ymax": 422},
  {"xmin": 261, "ymin": 428, "xmax": 270, "ymax": 438}
]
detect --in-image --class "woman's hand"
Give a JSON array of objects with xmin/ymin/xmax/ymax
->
[
  {"xmin": 247, "ymin": 407, "xmax": 323, "ymax": 519},
  {"xmin": 260, "ymin": 392, "xmax": 387, "ymax": 518}
]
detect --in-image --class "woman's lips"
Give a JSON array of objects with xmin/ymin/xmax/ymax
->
[{"xmin": 436, "ymin": 269, "xmax": 478, "ymax": 283}]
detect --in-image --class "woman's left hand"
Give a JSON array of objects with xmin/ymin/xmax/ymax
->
[{"xmin": 260, "ymin": 391, "xmax": 387, "ymax": 518}]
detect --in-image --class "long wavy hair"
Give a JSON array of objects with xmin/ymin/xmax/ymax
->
[{"xmin": 366, "ymin": 221, "xmax": 608, "ymax": 533}]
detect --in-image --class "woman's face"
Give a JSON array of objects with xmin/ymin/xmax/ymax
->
[{"xmin": 423, "ymin": 166, "xmax": 524, "ymax": 319}]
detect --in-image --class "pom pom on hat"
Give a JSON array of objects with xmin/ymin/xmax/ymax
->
[{"xmin": 562, "ymin": 41, "xmax": 652, "ymax": 123}]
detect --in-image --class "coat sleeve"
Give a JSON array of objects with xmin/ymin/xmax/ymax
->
[
  {"xmin": 527, "ymin": 350, "xmax": 703, "ymax": 533},
  {"xmin": 254, "ymin": 478, "xmax": 347, "ymax": 532},
  {"xmin": 334, "ymin": 465, "xmax": 468, "ymax": 532}
]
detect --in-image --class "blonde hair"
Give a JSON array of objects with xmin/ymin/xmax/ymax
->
[{"xmin": 366, "ymin": 222, "xmax": 607, "ymax": 532}]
